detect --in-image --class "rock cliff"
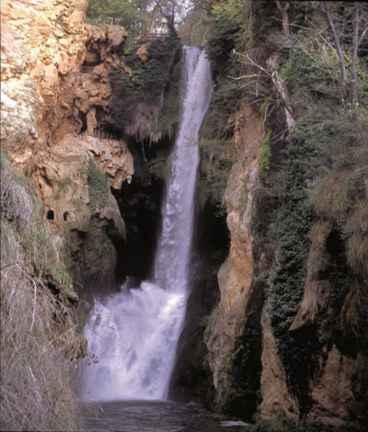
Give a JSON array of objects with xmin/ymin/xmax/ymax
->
[
  {"xmin": 201, "ymin": 3, "xmax": 368, "ymax": 428},
  {"xmin": 1, "ymin": 0, "xmax": 134, "ymax": 293},
  {"xmin": 205, "ymin": 105, "xmax": 264, "ymax": 414}
]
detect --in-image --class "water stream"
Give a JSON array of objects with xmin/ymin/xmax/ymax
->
[
  {"xmin": 82, "ymin": 401, "xmax": 250, "ymax": 432},
  {"xmin": 80, "ymin": 47, "xmax": 212, "ymax": 402}
]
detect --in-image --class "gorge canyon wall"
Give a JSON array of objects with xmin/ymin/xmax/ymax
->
[{"xmin": 1, "ymin": 1, "xmax": 367, "ymax": 431}]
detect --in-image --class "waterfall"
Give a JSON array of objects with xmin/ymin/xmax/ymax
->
[{"xmin": 80, "ymin": 47, "xmax": 212, "ymax": 402}]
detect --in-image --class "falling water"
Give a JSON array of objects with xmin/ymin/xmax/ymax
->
[{"xmin": 81, "ymin": 47, "xmax": 212, "ymax": 402}]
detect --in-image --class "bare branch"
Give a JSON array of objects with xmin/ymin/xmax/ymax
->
[
  {"xmin": 352, "ymin": 3, "xmax": 361, "ymax": 108},
  {"xmin": 228, "ymin": 74, "xmax": 258, "ymax": 81},
  {"xmin": 276, "ymin": 0, "xmax": 290, "ymax": 38},
  {"xmin": 321, "ymin": 1, "xmax": 347, "ymax": 102},
  {"xmin": 358, "ymin": 25, "xmax": 368, "ymax": 46},
  {"xmin": 245, "ymin": 53, "xmax": 272, "ymax": 77}
]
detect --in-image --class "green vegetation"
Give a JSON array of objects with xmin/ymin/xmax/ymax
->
[
  {"xmin": 154, "ymin": 51, "xmax": 183, "ymax": 140},
  {"xmin": 198, "ymin": 136, "xmax": 232, "ymax": 212},
  {"xmin": 108, "ymin": 33, "xmax": 182, "ymax": 142},
  {"xmin": 87, "ymin": 0, "xmax": 146, "ymax": 34},
  {"xmin": 0, "ymin": 254, "xmax": 80, "ymax": 431},
  {"xmin": 87, "ymin": 0, "xmax": 184, "ymax": 41},
  {"xmin": 87, "ymin": 159, "xmax": 109, "ymax": 211},
  {"xmin": 259, "ymin": 130, "xmax": 271, "ymax": 174},
  {"xmin": 268, "ymin": 135, "xmax": 317, "ymax": 413},
  {"xmin": 244, "ymin": 418, "xmax": 357, "ymax": 432},
  {"xmin": 196, "ymin": 0, "xmax": 368, "ymax": 423},
  {"xmin": 2, "ymin": 0, "xmax": 368, "ymax": 429},
  {"xmin": 1, "ymin": 152, "xmax": 76, "ymax": 298},
  {"xmin": 0, "ymin": 154, "xmax": 81, "ymax": 431}
]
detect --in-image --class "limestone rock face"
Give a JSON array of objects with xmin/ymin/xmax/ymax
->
[
  {"xmin": 33, "ymin": 135, "xmax": 133, "ymax": 230},
  {"xmin": 0, "ymin": 0, "xmax": 134, "ymax": 292},
  {"xmin": 205, "ymin": 105, "xmax": 264, "ymax": 410},
  {"xmin": 1, "ymin": 0, "xmax": 89, "ymax": 158},
  {"xmin": 203, "ymin": 105, "xmax": 368, "ymax": 431},
  {"xmin": 205, "ymin": 99, "xmax": 367, "ymax": 428}
]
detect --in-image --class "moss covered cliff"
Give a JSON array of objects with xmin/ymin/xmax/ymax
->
[{"xmin": 197, "ymin": 1, "xmax": 368, "ymax": 430}]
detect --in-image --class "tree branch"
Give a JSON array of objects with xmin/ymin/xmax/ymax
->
[
  {"xmin": 321, "ymin": 1, "xmax": 347, "ymax": 102},
  {"xmin": 358, "ymin": 25, "xmax": 368, "ymax": 46},
  {"xmin": 352, "ymin": 3, "xmax": 361, "ymax": 108}
]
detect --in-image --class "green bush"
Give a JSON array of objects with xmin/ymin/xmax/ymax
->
[
  {"xmin": 267, "ymin": 135, "xmax": 318, "ymax": 413},
  {"xmin": 87, "ymin": 160, "xmax": 109, "ymax": 211},
  {"xmin": 87, "ymin": 0, "xmax": 144, "ymax": 35},
  {"xmin": 259, "ymin": 130, "xmax": 271, "ymax": 174},
  {"xmin": 0, "ymin": 152, "xmax": 34, "ymax": 225}
]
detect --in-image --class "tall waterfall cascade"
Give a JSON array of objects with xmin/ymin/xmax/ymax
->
[{"xmin": 81, "ymin": 47, "xmax": 212, "ymax": 402}]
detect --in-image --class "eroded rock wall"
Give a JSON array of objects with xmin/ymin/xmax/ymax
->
[
  {"xmin": 1, "ymin": 0, "xmax": 134, "ymax": 293},
  {"xmin": 205, "ymin": 105, "xmax": 265, "ymax": 416},
  {"xmin": 204, "ymin": 28, "xmax": 367, "ymax": 429}
]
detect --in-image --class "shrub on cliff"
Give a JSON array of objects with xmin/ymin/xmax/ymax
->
[
  {"xmin": 0, "ymin": 259, "xmax": 80, "ymax": 432},
  {"xmin": 0, "ymin": 155, "xmax": 82, "ymax": 431},
  {"xmin": 88, "ymin": 0, "xmax": 144, "ymax": 30}
]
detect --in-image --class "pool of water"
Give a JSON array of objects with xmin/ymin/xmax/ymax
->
[{"xmin": 81, "ymin": 400, "xmax": 251, "ymax": 432}]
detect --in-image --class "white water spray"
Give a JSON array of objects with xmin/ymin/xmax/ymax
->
[{"xmin": 81, "ymin": 47, "xmax": 212, "ymax": 401}]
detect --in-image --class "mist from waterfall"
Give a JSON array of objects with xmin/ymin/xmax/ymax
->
[{"xmin": 80, "ymin": 47, "xmax": 212, "ymax": 402}]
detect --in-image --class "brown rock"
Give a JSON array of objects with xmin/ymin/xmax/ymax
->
[
  {"xmin": 205, "ymin": 105, "xmax": 265, "ymax": 408},
  {"xmin": 1, "ymin": 0, "xmax": 89, "ymax": 158},
  {"xmin": 137, "ymin": 44, "xmax": 150, "ymax": 63},
  {"xmin": 1, "ymin": 0, "xmax": 133, "ymax": 292}
]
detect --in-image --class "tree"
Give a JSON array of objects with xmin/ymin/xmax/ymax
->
[
  {"xmin": 147, "ymin": 0, "xmax": 193, "ymax": 35},
  {"xmin": 87, "ymin": 0, "xmax": 150, "ymax": 36},
  {"xmin": 276, "ymin": 0, "xmax": 290, "ymax": 39},
  {"xmin": 321, "ymin": 1, "xmax": 368, "ymax": 108},
  {"xmin": 87, "ymin": 0, "xmax": 194, "ymax": 36}
]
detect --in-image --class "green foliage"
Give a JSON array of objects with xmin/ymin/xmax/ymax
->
[
  {"xmin": 110, "ymin": 34, "xmax": 182, "ymax": 140},
  {"xmin": 1, "ymin": 151, "xmax": 77, "ymax": 300},
  {"xmin": 259, "ymin": 130, "xmax": 271, "ymax": 174},
  {"xmin": 124, "ymin": 36, "xmax": 180, "ymax": 97},
  {"xmin": 51, "ymin": 266, "xmax": 74, "ymax": 296},
  {"xmin": 0, "ymin": 258, "xmax": 80, "ymax": 431},
  {"xmin": 268, "ymin": 135, "xmax": 318, "ymax": 413},
  {"xmin": 152, "ymin": 48, "xmax": 182, "ymax": 140},
  {"xmin": 211, "ymin": 0, "xmax": 249, "ymax": 29},
  {"xmin": 198, "ymin": 136, "xmax": 232, "ymax": 212},
  {"xmin": 87, "ymin": 0, "xmax": 145, "ymax": 34},
  {"xmin": 280, "ymin": 41, "xmax": 340, "ymax": 94},
  {"xmin": 246, "ymin": 418, "xmax": 347, "ymax": 432},
  {"xmin": 0, "ymin": 162, "xmax": 81, "ymax": 430},
  {"xmin": 209, "ymin": 0, "xmax": 252, "ymax": 54},
  {"xmin": 301, "ymin": 105, "xmax": 368, "ymax": 281},
  {"xmin": 178, "ymin": 5, "xmax": 211, "ymax": 46},
  {"xmin": 0, "ymin": 152, "xmax": 34, "ymax": 225},
  {"xmin": 87, "ymin": 160, "xmax": 109, "ymax": 211}
]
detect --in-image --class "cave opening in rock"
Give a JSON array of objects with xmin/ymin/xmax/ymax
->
[
  {"xmin": 46, "ymin": 209, "xmax": 55, "ymax": 220},
  {"xmin": 111, "ymin": 133, "xmax": 174, "ymax": 283}
]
